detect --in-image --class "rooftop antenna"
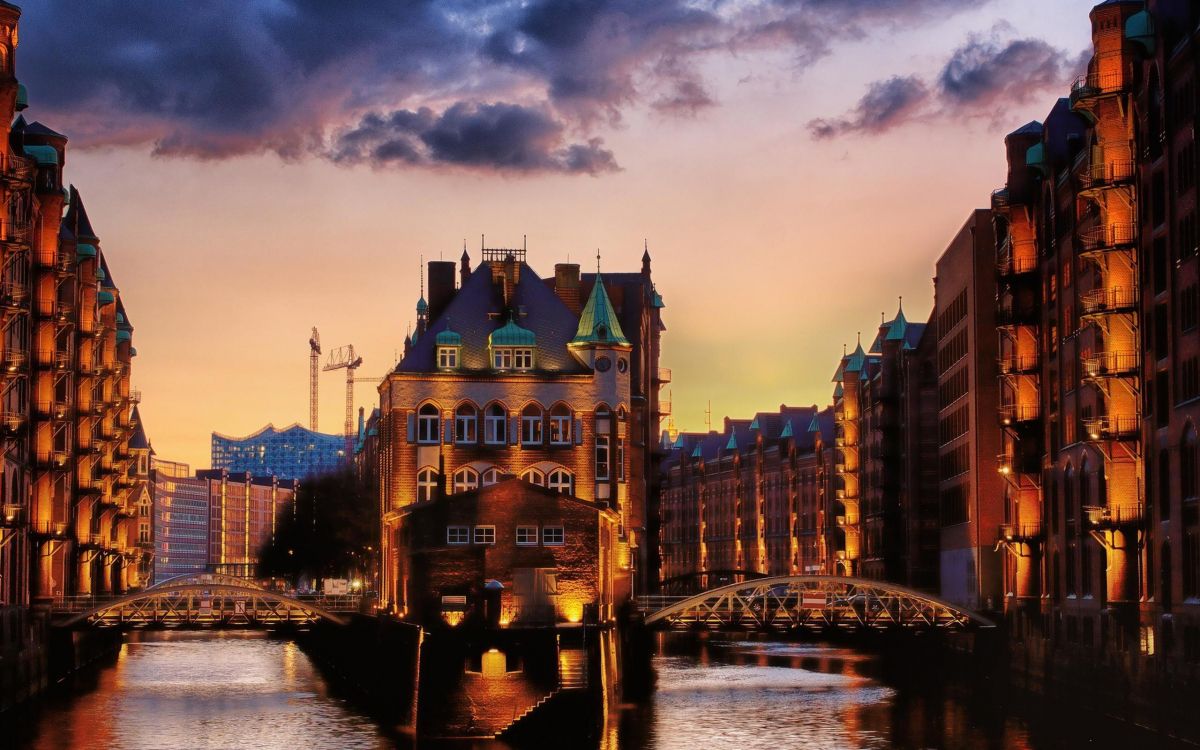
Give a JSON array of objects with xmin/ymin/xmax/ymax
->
[
  {"xmin": 899, "ymin": 295, "xmax": 903, "ymax": 312},
  {"xmin": 481, "ymin": 234, "xmax": 485, "ymax": 250},
  {"xmin": 419, "ymin": 254, "xmax": 424, "ymax": 300},
  {"xmin": 596, "ymin": 248, "xmax": 601, "ymax": 274},
  {"xmin": 705, "ymin": 400, "xmax": 712, "ymax": 433},
  {"xmin": 523, "ymin": 234, "xmax": 527, "ymax": 252}
]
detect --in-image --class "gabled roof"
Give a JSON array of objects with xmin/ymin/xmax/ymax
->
[
  {"xmin": 128, "ymin": 407, "xmax": 151, "ymax": 450},
  {"xmin": 24, "ymin": 120, "xmax": 66, "ymax": 140},
  {"xmin": 843, "ymin": 342, "xmax": 867, "ymax": 374},
  {"xmin": 572, "ymin": 274, "xmax": 629, "ymax": 346},
  {"xmin": 1009, "ymin": 121, "xmax": 1043, "ymax": 138}
]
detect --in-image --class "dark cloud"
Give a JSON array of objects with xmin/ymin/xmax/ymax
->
[
  {"xmin": 15, "ymin": 0, "xmax": 990, "ymax": 171},
  {"xmin": 808, "ymin": 27, "xmax": 1085, "ymax": 140},
  {"xmin": 807, "ymin": 76, "xmax": 929, "ymax": 139},
  {"xmin": 331, "ymin": 102, "xmax": 618, "ymax": 174}
]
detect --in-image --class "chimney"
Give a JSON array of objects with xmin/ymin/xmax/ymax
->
[
  {"xmin": 554, "ymin": 263, "xmax": 581, "ymax": 314},
  {"xmin": 427, "ymin": 260, "xmax": 457, "ymax": 323}
]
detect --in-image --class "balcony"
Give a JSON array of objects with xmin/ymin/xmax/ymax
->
[
  {"xmin": 1083, "ymin": 415, "xmax": 1140, "ymax": 442},
  {"xmin": 36, "ymin": 450, "xmax": 70, "ymax": 469},
  {"xmin": 1081, "ymin": 350, "xmax": 1139, "ymax": 380},
  {"xmin": 657, "ymin": 397, "xmax": 671, "ymax": 417},
  {"xmin": 1078, "ymin": 223, "xmax": 1137, "ymax": 254},
  {"xmin": 998, "ymin": 522, "xmax": 1044, "ymax": 543},
  {"xmin": 0, "ymin": 281, "xmax": 27, "ymax": 311},
  {"xmin": 996, "ymin": 304, "xmax": 1038, "ymax": 327},
  {"xmin": 996, "ymin": 237, "xmax": 1038, "ymax": 276},
  {"xmin": 28, "ymin": 519, "xmax": 67, "ymax": 538},
  {"xmin": 0, "ymin": 348, "xmax": 26, "ymax": 375},
  {"xmin": 0, "ymin": 154, "xmax": 33, "ymax": 188},
  {"xmin": 78, "ymin": 480, "xmax": 104, "ymax": 496},
  {"xmin": 0, "ymin": 412, "xmax": 23, "ymax": 437},
  {"xmin": 998, "ymin": 353, "xmax": 1039, "ymax": 376},
  {"xmin": 35, "ymin": 349, "xmax": 70, "ymax": 371},
  {"xmin": 655, "ymin": 367, "xmax": 672, "ymax": 385},
  {"xmin": 997, "ymin": 450, "xmax": 1040, "ymax": 477},
  {"xmin": 990, "ymin": 187, "xmax": 1010, "ymax": 211},
  {"xmin": 999, "ymin": 403, "xmax": 1041, "ymax": 427},
  {"xmin": 2, "ymin": 503, "xmax": 22, "ymax": 526},
  {"xmin": 1080, "ymin": 286, "xmax": 1138, "ymax": 317},
  {"xmin": 35, "ymin": 400, "xmax": 71, "ymax": 421},
  {"xmin": 1084, "ymin": 503, "xmax": 1143, "ymax": 528},
  {"xmin": 1080, "ymin": 160, "xmax": 1136, "ymax": 190},
  {"xmin": 1069, "ymin": 68, "xmax": 1129, "ymax": 106}
]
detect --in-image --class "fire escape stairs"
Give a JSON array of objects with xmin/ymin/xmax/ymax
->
[{"xmin": 494, "ymin": 649, "xmax": 589, "ymax": 739}]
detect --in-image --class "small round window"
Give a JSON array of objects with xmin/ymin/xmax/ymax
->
[
  {"xmin": 595, "ymin": 356, "xmax": 612, "ymax": 372},
  {"xmin": 617, "ymin": 358, "xmax": 628, "ymax": 373}
]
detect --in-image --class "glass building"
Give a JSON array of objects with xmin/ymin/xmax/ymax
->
[{"xmin": 211, "ymin": 423, "xmax": 346, "ymax": 480}]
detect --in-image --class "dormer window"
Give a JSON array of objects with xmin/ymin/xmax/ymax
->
[
  {"xmin": 438, "ymin": 347, "xmax": 458, "ymax": 369},
  {"xmin": 514, "ymin": 348, "xmax": 533, "ymax": 369},
  {"xmin": 494, "ymin": 348, "xmax": 512, "ymax": 370},
  {"xmin": 488, "ymin": 315, "xmax": 536, "ymax": 372}
]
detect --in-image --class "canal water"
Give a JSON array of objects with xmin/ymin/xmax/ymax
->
[{"xmin": 5, "ymin": 630, "xmax": 1187, "ymax": 749}]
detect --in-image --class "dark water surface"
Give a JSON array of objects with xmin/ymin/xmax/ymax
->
[{"xmin": 7, "ymin": 630, "xmax": 1189, "ymax": 749}]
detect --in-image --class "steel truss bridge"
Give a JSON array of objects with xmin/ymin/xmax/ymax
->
[
  {"xmin": 640, "ymin": 575, "xmax": 994, "ymax": 631},
  {"xmin": 53, "ymin": 573, "xmax": 356, "ymax": 628}
]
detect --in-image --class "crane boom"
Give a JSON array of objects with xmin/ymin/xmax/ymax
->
[
  {"xmin": 309, "ymin": 327, "xmax": 321, "ymax": 431},
  {"xmin": 323, "ymin": 344, "xmax": 363, "ymax": 457}
]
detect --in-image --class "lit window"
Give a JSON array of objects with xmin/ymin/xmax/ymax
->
[
  {"xmin": 514, "ymin": 348, "xmax": 533, "ymax": 369},
  {"xmin": 485, "ymin": 404, "xmax": 507, "ymax": 444},
  {"xmin": 455, "ymin": 404, "xmax": 477, "ymax": 444},
  {"xmin": 493, "ymin": 348, "xmax": 512, "ymax": 370},
  {"xmin": 474, "ymin": 525, "xmax": 496, "ymax": 544},
  {"xmin": 417, "ymin": 403, "xmax": 440, "ymax": 444},
  {"xmin": 543, "ymin": 526, "xmax": 565, "ymax": 546},
  {"xmin": 453, "ymin": 467, "xmax": 479, "ymax": 494},
  {"xmin": 549, "ymin": 404, "xmax": 572, "ymax": 445},
  {"xmin": 438, "ymin": 347, "xmax": 458, "ymax": 369},
  {"xmin": 447, "ymin": 526, "xmax": 469, "ymax": 545},
  {"xmin": 482, "ymin": 467, "xmax": 504, "ymax": 486},
  {"xmin": 548, "ymin": 468, "xmax": 573, "ymax": 495},
  {"xmin": 516, "ymin": 526, "xmax": 538, "ymax": 546},
  {"xmin": 618, "ymin": 439, "xmax": 626, "ymax": 482},
  {"xmin": 417, "ymin": 467, "xmax": 438, "ymax": 502},
  {"xmin": 522, "ymin": 468, "xmax": 545, "ymax": 486},
  {"xmin": 595, "ymin": 435, "xmax": 611, "ymax": 481},
  {"xmin": 521, "ymin": 404, "xmax": 543, "ymax": 445}
]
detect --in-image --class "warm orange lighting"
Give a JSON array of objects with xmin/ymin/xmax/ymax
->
[{"xmin": 481, "ymin": 648, "xmax": 507, "ymax": 677}]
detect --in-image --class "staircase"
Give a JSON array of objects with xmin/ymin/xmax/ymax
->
[{"xmin": 494, "ymin": 648, "xmax": 589, "ymax": 739}]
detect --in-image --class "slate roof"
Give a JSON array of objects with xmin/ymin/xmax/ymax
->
[
  {"xmin": 396, "ymin": 261, "xmax": 592, "ymax": 375},
  {"xmin": 128, "ymin": 407, "xmax": 151, "ymax": 450}
]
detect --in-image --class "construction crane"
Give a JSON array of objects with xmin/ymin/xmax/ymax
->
[
  {"xmin": 309, "ymin": 327, "xmax": 321, "ymax": 431},
  {"xmin": 323, "ymin": 344, "xmax": 363, "ymax": 457}
]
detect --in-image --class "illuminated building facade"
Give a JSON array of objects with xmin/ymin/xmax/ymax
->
[
  {"xmin": 378, "ymin": 247, "xmax": 665, "ymax": 625},
  {"xmin": 198, "ymin": 469, "xmax": 297, "ymax": 578},
  {"xmin": 150, "ymin": 458, "xmax": 209, "ymax": 584},
  {"xmin": 211, "ymin": 422, "xmax": 345, "ymax": 481}
]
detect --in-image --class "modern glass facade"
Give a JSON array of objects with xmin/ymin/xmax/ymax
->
[
  {"xmin": 211, "ymin": 423, "xmax": 345, "ymax": 480},
  {"xmin": 152, "ymin": 473, "xmax": 210, "ymax": 584}
]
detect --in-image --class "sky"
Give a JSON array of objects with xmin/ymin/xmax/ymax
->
[{"xmin": 14, "ymin": 0, "xmax": 1098, "ymax": 469}]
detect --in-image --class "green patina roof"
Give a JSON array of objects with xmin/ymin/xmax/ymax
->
[
  {"xmin": 843, "ymin": 342, "xmax": 867, "ymax": 373},
  {"xmin": 76, "ymin": 243, "xmax": 97, "ymax": 259},
  {"xmin": 116, "ymin": 313, "xmax": 125, "ymax": 324},
  {"xmin": 24, "ymin": 145, "xmax": 58, "ymax": 166},
  {"xmin": 1125, "ymin": 9, "xmax": 1154, "ymax": 54},
  {"xmin": 652, "ymin": 289, "xmax": 665, "ymax": 309},
  {"xmin": 435, "ymin": 326, "xmax": 462, "ymax": 346},
  {"xmin": 807, "ymin": 413, "xmax": 821, "ymax": 433},
  {"xmin": 129, "ymin": 347, "xmax": 137, "ymax": 357},
  {"xmin": 780, "ymin": 420, "xmax": 794, "ymax": 439},
  {"xmin": 725, "ymin": 433, "xmax": 738, "ymax": 451},
  {"xmin": 15, "ymin": 83, "xmax": 27, "ymax": 112},
  {"xmin": 489, "ymin": 315, "xmax": 536, "ymax": 347},
  {"xmin": 571, "ymin": 275, "xmax": 629, "ymax": 346},
  {"xmin": 95, "ymin": 267, "xmax": 106, "ymax": 281},
  {"xmin": 885, "ymin": 305, "xmax": 908, "ymax": 341},
  {"xmin": 1026, "ymin": 142, "xmax": 1046, "ymax": 176},
  {"xmin": 833, "ymin": 382, "xmax": 844, "ymax": 398},
  {"xmin": 416, "ymin": 296, "xmax": 428, "ymax": 313},
  {"xmin": 116, "ymin": 330, "xmax": 131, "ymax": 343},
  {"xmin": 97, "ymin": 290, "xmax": 115, "ymax": 305},
  {"xmin": 672, "ymin": 434, "xmax": 685, "ymax": 449},
  {"xmin": 749, "ymin": 416, "xmax": 760, "ymax": 430},
  {"xmin": 691, "ymin": 444, "xmax": 702, "ymax": 459}
]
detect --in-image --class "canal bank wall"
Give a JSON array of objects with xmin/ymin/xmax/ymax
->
[{"xmin": 1, "ymin": 605, "xmax": 122, "ymax": 712}]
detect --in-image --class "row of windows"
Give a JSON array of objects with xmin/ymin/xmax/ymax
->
[
  {"xmin": 436, "ymin": 346, "xmax": 535, "ymax": 371},
  {"xmin": 417, "ymin": 466, "xmax": 577, "ymax": 501},
  {"xmin": 936, "ymin": 328, "xmax": 968, "ymax": 375},
  {"xmin": 937, "ymin": 289, "xmax": 968, "ymax": 342},
  {"xmin": 446, "ymin": 525, "xmax": 564, "ymax": 546},
  {"xmin": 417, "ymin": 402, "xmax": 612, "ymax": 446},
  {"xmin": 939, "ymin": 367, "xmax": 969, "ymax": 410}
]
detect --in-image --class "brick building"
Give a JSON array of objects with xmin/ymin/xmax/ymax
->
[
  {"xmin": 197, "ymin": 469, "xmax": 297, "ymax": 578},
  {"xmin": 378, "ymin": 247, "xmax": 665, "ymax": 624}
]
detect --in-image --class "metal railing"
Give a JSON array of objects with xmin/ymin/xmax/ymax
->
[
  {"xmin": 1082, "ymin": 350, "xmax": 1139, "ymax": 378},
  {"xmin": 1083, "ymin": 160, "xmax": 1136, "ymax": 188},
  {"xmin": 996, "ymin": 237, "xmax": 1037, "ymax": 275},
  {"xmin": 656, "ymin": 367, "xmax": 672, "ymax": 384},
  {"xmin": 29, "ymin": 519, "xmax": 68, "ymax": 537},
  {"xmin": 2, "ymin": 503, "xmax": 22, "ymax": 525},
  {"xmin": 998, "ymin": 522, "xmax": 1044, "ymax": 542},
  {"xmin": 1078, "ymin": 223, "xmax": 1137, "ymax": 251},
  {"xmin": 990, "ymin": 188, "xmax": 1010, "ymax": 211},
  {"xmin": 1070, "ymin": 69, "xmax": 1129, "ymax": 102},
  {"xmin": 1084, "ymin": 503, "xmax": 1143, "ymax": 527},
  {"xmin": 998, "ymin": 353, "xmax": 1039, "ymax": 375},
  {"xmin": 0, "ymin": 154, "xmax": 34, "ymax": 186},
  {"xmin": 999, "ymin": 403, "xmax": 1041, "ymax": 425},
  {"xmin": 1, "ymin": 348, "xmax": 27, "ymax": 373},
  {"xmin": 1080, "ymin": 286, "xmax": 1138, "ymax": 316},
  {"xmin": 1083, "ymin": 415, "xmax": 1141, "ymax": 441}
]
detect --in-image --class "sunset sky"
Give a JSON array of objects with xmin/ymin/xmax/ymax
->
[{"xmin": 16, "ymin": 0, "xmax": 1097, "ymax": 469}]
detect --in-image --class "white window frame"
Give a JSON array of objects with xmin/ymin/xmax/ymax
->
[
  {"xmin": 453, "ymin": 467, "xmax": 480, "ymax": 494},
  {"xmin": 455, "ymin": 407, "xmax": 477, "ymax": 444},
  {"xmin": 513, "ymin": 348, "xmax": 534, "ymax": 370},
  {"xmin": 549, "ymin": 409, "xmax": 572, "ymax": 445},
  {"xmin": 547, "ymin": 468, "xmax": 573, "ymax": 495},
  {"xmin": 417, "ymin": 467, "xmax": 438, "ymax": 502},
  {"xmin": 417, "ymin": 404, "xmax": 440, "ymax": 444},
  {"xmin": 521, "ymin": 409, "xmax": 543, "ymax": 445},
  {"xmin": 482, "ymin": 467, "xmax": 504, "ymax": 486},
  {"xmin": 447, "ymin": 526, "xmax": 469, "ymax": 545},
  {"xmin": 595, "ymin": 435, "xmax": 611, "ymax": 481},
  {"xmin": 485, "ymin": 405, "xmax": 507, "ymax": 444},
  {"xmin": 522, "ymin": 468, "xmax": 545, "ymax": 487},
  {"xmin": 474, "ymin": 525, "xmax": 496, "ymax": 545},
  {"xmin": 516, "ymin": 525, "xmax": 538, "ymax": 546},
  {"xmin": 542, "ymin": 525, "xmax": 565, "ymax": 546},
  {"xmin": 438, "ymin": 346, "xmax": 458, "ymax": 369},
  {"xmin": 493, "ymin": 348, "xmax": 513, "ymax": 370}
]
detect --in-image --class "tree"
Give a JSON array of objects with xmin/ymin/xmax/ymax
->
[{"xmin": 258, "ymin": 468, "xmax": 378, "ymax": 587}]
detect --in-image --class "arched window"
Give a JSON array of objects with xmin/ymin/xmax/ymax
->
[
  {"xmin": 417, "ymin": 403, "xmax": 440, "ymax": 444},
  {"xmin": 1182, "ymin": 425, "xmax": 1198, "ymax": 502},
  {"xmin": 482, "ymin": 467, "xmax": 504, "ymax": 486},
  {"xmin": 453, "ymin": 467, "xmax": 479, "ymax": 494},
  {"xmin": 484, "ymin": 403, "xmax": 507, "ymax": 445},
  {"xmin": 549, "ymin": 403, "xmax": 572, "ymax": 445},
  {"xmin": 417, "ymin": 467, "xmax": 438, "ymax": 503},
  {"xmin": 1064, "ymin": 465, "xmax": 1076, "ymax": 526},
  {"xmin": 455, "ymin": 404, "xmax": 477, "ymax": 444},
  {"xmin": 521, "ymin": 468, "xmax": 545, "ymax": 486},
  {"xmin": 521, "ymin": 403, "xmax": 543, "ymax": 445},
  {"xmin": 548, "ymin": 468, "xmax": 573, "ymax": 495},
  {"xmin": 1162, "ymin": 541, "xmax": 1173, "ymax": 611}
]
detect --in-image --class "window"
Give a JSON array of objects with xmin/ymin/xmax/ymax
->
[
  {"xmin": 417, "ymin": 403, "xmax": 440, "ymax": 444},
  {"xmin": 521, "ymin": 404, "xmax": 543, "ymax": 445},
  {"xmin": 418, "ymin": 467, "xmax": 438, "ymax": 502},
  {"xmin": 522, "ymin": 468, "xmax": 545, "ymax": 486},
  {"xmin": 493, "ymin": 348, "xmax": 512, "ymax": 370},
  {"xmin": 543, "ymin": 526, "xmax": 564, "ymax": 546},
  {"xmin": 549, "ymin": 404, "xmax": 572, "ymax": 445},
  {"xmin": 453, "ymin": 467, "xmax": 479, "ymax": 494},
  {"xmin": 548, "ymin": 468, "xmax": 573, "ymax": 495},
  {"xmin": 617, "ymin": 438, "xmax": 626, "ymax": 482},
  {"xmin": 516, "ymin": 526, "xmax": 538, "ymax": 546},
  {"xmin": 596, "ymin": 435, "xmax": 611, "ymax": 480},
  {"xmin": 447, "ymin": 526, "xmax": 469, "ymax": 545},
  {"xmin": 482, "ymin": 467, "xmax": 504, "ymax": 486},
  {"xmin": 455, "ymin": 404, "xmax": 477, "ymax": 444},
  {"xmin": 474, "ymin": 525, "xmax": 496, "ymax": 544},
  {"xmin": 485, "ymin": 403, "xmax": 507, "ymax": 444},
  {"xmin": 438, "ymin": 346, "xmax": 458, "ymax": 369},
  {"xmin": 514, "ymin": 348, "xmax": 533, "ymax": 369}
]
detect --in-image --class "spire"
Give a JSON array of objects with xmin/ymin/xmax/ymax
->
[
  {"xmin": 571, "ymin": 275, "xmax": 629, "ymax": 346},
  {"xmin": 885, "ymin": 297, "xmax": 910, "ymax": 342},
  {"xmin": 460, "ymin": 246, "xmax": 471, "ymax": 286},
  {"xmin": 642, "ymin": 240, "xmax": 651, "ymax": 276}
]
